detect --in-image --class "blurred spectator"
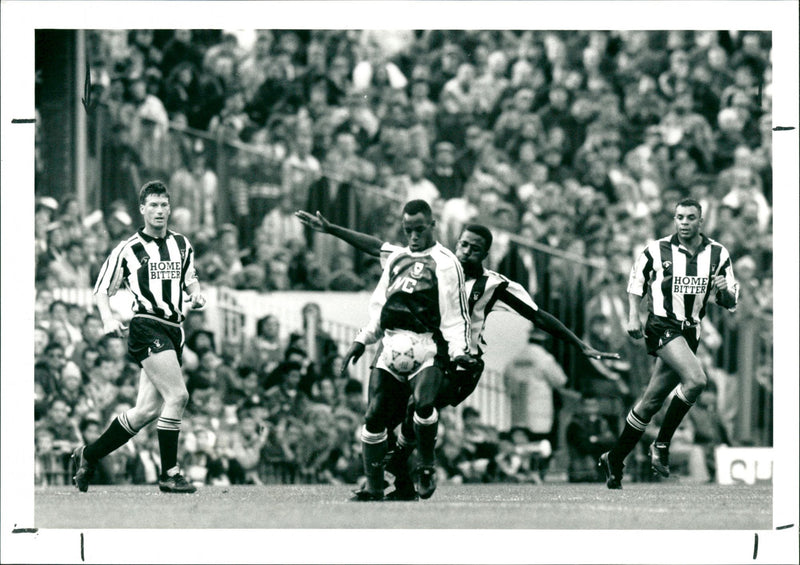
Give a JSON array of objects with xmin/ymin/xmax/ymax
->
[
  {"xmin": 243, "ymin": 314, "xmax": 285, "ymax": 376},
  {"xmin": 495, "ymin": 427, "xmax": 552, "ymax": 484},
  {"xmin": 160, "ymin": 29, "xmax": 202, "ymax": 79},
  {"xmin": 183, "ymin": 424, "xmax": 229, "ymax": 487},
  {"xmin": 229, "ymin": 412, "xmax": 269, "ymax": 484},
  {"xmin": 36, "ymin": 343, "xmax": 67, "ymax": 400},
  {"xmin": 503, "ymin": 329, "xmax": 568, "ymax": 477},
  {"xmin": 169, "ymin": 139, "xmax": 219, "ymax": 238},
  {"xmin": 565, "ymin": 394, "xmax": 617, "ymax": 482},
  {"xmin": 40, "ymin": 398, "xmax": 82, "ymax": 462},
  {"xmin": 35, "ymin": 427, "xmax": 68, "ymax": 486},
  {"xmin": 287, "ymin": 302, "xmax": 339, "ymax": 381},
  {"xmin": 457, "ymin": 407, "xmax": 500, "ymax": 483},
  {"xmin": 264, "ymin": 361, "xmax": 312, "ymax": 423}
]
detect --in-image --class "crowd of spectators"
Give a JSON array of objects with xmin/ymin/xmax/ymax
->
[{"xmin": 34, "ymin": 29, "xmax": 774, "ymax": 486}]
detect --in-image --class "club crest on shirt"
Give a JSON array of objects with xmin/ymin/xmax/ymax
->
[
  {"xmin": 472, "ymin": 290, "xmax": 482, "ymax": 302},
  {"xmin": 662, "ymin": 261, "xmax": 672, "ymax": 272},
  {"xmin": 152, "ymin": 338, "xmax": 162, "ymax": 349},
  {"xmin": 410, "ymin": 262, "xmax": 425, "ymax": 278}
]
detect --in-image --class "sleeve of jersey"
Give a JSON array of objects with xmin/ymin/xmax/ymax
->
[
  {"xmin": 715, "ymin": 248, "xmax": 739, "ymax": 312},
  {"xmin": 93, "ymin": 241, "xmax": 126, "ymax": 296},
  {"xmin": 626, "ymin": 246, "xmax": 651, "ymax": 296},
  {"xmin": 355, "ymin": 258, "xmax": 391, "ymax": 345},
  {"xmin": 437, "ymin": 256, "xmax": 471, "ymax": 359},
  {"xmin": 491, "ymin": 279, "xmax": 539, "ymax": 314},
  {"xmin": 183, "ymin": 239, "xmax": 199, "ymax": 290},
  {"xmin": 379, "ymin": 242, "xmax": 403, "ymax": 269}
]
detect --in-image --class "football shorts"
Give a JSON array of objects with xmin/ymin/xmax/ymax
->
[
  {"xmin": 644, "ymin": 314, "xmax": 700, "ymax": 357},
  {"xmin": 128, "ymin": 315, "xmax": 185, "ymax": 366}
]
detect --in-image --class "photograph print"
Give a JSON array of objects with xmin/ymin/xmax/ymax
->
[{"xmin": 2, "ymin": 2, "xmax": 797, "ymax": 564}]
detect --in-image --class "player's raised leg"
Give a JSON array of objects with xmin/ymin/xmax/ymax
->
[
  {"xmin": 140, "ymin": 349, "xmax": 195, "ymax": 493},
  {"xmin": 73, "ymin": 368, "xmax": 162, "ymax": 492},
  {"xmin": 600, "ymin": 358, "xmax": 679, "ymax": 488},
  {"xmin": 650, "ymin": 336, "xmax": 707, "ymax": 477}
]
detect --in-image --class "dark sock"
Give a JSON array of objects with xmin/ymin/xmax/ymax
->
[
  {"xmin": 656, "ymin": 393, "xmax": 693, "ymax": 444},
  {"xmin": 387, "ymin": 435, "xmax": 416, "ymax": 480},
  {"xmin": 84, "ymin": 416, "xmax": 135, "ymax": 463},
  {"xmin": 157, "ymin": 417, "xmax": 182, "ymax": 476},
  {"xmin": 361, "ymin": 428, "xmax": 388, "ymax": 492},
  {"xmin": 609, "ymin": 410, "xmax": 649, "ymax": 466},
  {"xmin": 413, "ymin": 410, "xmax": 438, "ymax": 467}
]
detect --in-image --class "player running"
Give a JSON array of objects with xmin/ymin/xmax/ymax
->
[
  {"xmin": 340, "ymin": 200, "xmax": 476, "ymax": 501},
  {"xmin": 296, "ymin": 209, "xmax": 620, "ymax": 499},
  {"xmin": 598, "ymin": 197, "xmax": 738, "ymax": 489},
  {"xmin": 72, "ymin": 181, "xmax": 206, "ymax": 494}
]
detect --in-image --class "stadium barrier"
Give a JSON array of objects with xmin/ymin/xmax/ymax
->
[{"xmin": 714, "ymin": 446, "xmax": 773, "ymax": 485}]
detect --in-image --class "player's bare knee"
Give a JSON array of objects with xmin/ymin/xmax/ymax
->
[
  {"xmin": 164, "ymin": 388, "xmax": 189, "ymax": 411},
  {"xmin": 135, "ymin": 407, "xmax": 161, "ymax": 427},
  {"xmin": 683, "ymin": 371, "xmax": 707, "ymax": 399}
]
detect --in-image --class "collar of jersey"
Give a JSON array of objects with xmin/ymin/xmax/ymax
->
[
  {"xmin": 670, "ymin": 232, "xmax": 711, "ymax": 254},
  {"xmin": 138, "ymin": 227, "xmax": 170, "ymax": 242},
  {"xmin": 404, "ymin": 242, "xmax": 439, "ymax": 256}
]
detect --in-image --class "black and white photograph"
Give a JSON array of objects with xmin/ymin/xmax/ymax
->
[{"xmin": 1, "ymin": 1, "xmax": 797, "ymax": 564}]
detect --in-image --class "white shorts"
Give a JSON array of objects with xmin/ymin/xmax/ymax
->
[{"xmin": 376, "ymin": 329, "xmax": 437, "ymax": 383}]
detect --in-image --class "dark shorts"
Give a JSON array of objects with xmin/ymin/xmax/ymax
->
[
  {"xmin": 644, "ymin": 314, "xmax": 700, "ymax": 357},
  {"xmin": 128, "ymin": 316, "xmax": 184, "ymax": 366}
]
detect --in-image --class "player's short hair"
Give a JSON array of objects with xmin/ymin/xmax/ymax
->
[
  {"xmin": 402, "ymin": 199, "xmax": 433, "ymax": 220},
  {"xmin": 675, "ymin": 197, "xmax": 702, "ymax": 216},
  {"xmin": 462, "ymin": 224, "xmax": 493, "ymax": 251},
  {"xmin": 139, "ymin": 180, "xmax": 170, "ymax": 205}
]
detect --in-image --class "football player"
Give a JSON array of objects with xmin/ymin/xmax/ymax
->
[
  {"xmin": 296, "ymin": 209, "xmax": 620, "ymax": 499},
  {"xmin": 339, "ymin": 200, "xmax": 477, "ymax": 500}
]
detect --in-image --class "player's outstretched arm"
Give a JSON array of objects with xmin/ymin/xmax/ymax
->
[
  {"xmin": 498, "ymin": 287, "xmax": 620, "ymax": 360},
  {"xmin": 294, "ymin": 210, "xmax": 383, "ymax": 257}
]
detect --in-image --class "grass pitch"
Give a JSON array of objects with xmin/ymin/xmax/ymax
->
[{"xmin": 35, "ymin": 482, "xmax": 771, "ymax": 530}]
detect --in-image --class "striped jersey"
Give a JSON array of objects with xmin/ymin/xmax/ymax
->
[
  {"xmin": 94, "ymin": 228, "xmax": 199, "ymax": 324},
  {"xmin": 358, "ymin": 242, "xmax": 470, "ymax": 360},
  {"xmin": 465, "ymin": 268, "xmax": 539, "ymax": 356},
  {"xmin": 380, "ymin": 243, "xmax": 539, "ymax": 356},
  {"xmin": 627, "ymin": 233, "xmax": 738, "ymax": 323}
]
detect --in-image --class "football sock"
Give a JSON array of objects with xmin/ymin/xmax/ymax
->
[
  {"xmin": 388, "ymin": 432, "xmax": 416, "ymax": 481},
  {"xmin": 656, "ymin": 386, "xmax": 694, "ymax": 444},
  {"xmin": 157, "ymin": 416, "xmax": 182, "ymax": 477},
  {"xmin": 361, "ymin": 426, "xmax": 388, "ymax": 493},
  {"xmin": 413, "ymin": 408, "xmax": 438, "ymax": 467},
  {"xmin": 609, "ymin": 409, "xmax": 649, "ymax": 466},
  {"xmin": 84, "ymin": 414, "xmax": 136, "ymax": 463}
]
